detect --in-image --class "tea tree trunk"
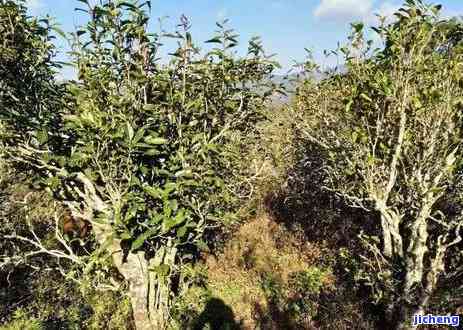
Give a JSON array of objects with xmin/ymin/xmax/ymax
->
[{"xmin": 67, "ymin": 174, "xmax": 176, "ymax": 330}]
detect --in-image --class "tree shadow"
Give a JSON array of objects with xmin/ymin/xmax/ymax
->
[
  {"xmin": 263, "ymin": 142, "xmax": 385, "ymax": 329},
  {"xmin": 265, "ymin": 142, "xmax": 380, "ymax": 251},
  {"xmin": 193, "ymin": 298, "xmax": 241, "ymax": 330},
  {"xmin": 252, "ymin": 300, "xmax": 315, "ymax": 330}
]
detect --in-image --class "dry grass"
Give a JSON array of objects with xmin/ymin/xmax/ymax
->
[
  {"xmin": 201, "ymin": 216, "xmax": 334, "ymax": 329},
  {"xmin": 171, "ymin": 212, "xmax": 379, "ymax": 329}
]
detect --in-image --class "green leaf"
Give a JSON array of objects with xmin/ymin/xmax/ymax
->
[
  {"xmin": 360, "ymin": 93, "xmax": 372, "ymax": 103},
  {"xmin": 149, "ymin": 212, "xmax": 163, "ymax": 225},
  {"xmin": 169, "ymin": 199, "xmax": 178, "ymax": 212},
  {"xmin": 196, "ymin": 239, "xmax": 209, "ymax": 252},
  {"xmin": 177, "ymin": 225, "xmax": 188, "ymax": 238},
  {"xmin": 126, "ymin": 122, "xmax": 134, "ymax": 141},
  {"xmin": 51, "ymin": 26, "xmax": 67, "ymax": 39},
  {"xmin": 351, "ymin": 22, "xmax": 364, "ymax": 33},
  {"xmin": 120, "ymin": 232, "xmax": 132, "ymax": 240},
  {"xmin": 143, "ymin": 186, "xmax": 162, "ymax": 199},
  {"xmin": 131, "ymin": 228, "xmax": 157, "ymax": 251},
  {"xmin": 144, "ymin": 136, "xmax": 168, "ymax": 145},
  {"xmin": 144, "ymin": 149, "xmax": 160, "ymax": 156},
  {"xmin": 117, "ymin": 2, "xmax": 137, "ymax": 9},
  {"xmin": 143, "ymin": 104, "xmax": 157, "ymax": 111},
  {"xmin": 346, "ymin": 99, "xmax": 354, "ymax": 112},
  {"xmin": 174, "ymin": 169, "xmax": 193, "ymax": 178},
  {"xmin": 164, "ymin": 182, "xmax": 177, "ymax": 194},
  {"xmin": 162, "ymin": 209, "xmax": 187, "ymax": 233},
  {"xmin": 205, "ymin": 37, "xmax": 222, "ymax": 44},
  {"xmin": 133, "ymin": 128, "xmax": 146, "ymax": 144},
  {"xmin": 150, "ymin": 264, "xmax": 170, "ymax": 277},
  {"xmin": 36, "ymin": 129, "xmax": 48, "ymax": 144}
]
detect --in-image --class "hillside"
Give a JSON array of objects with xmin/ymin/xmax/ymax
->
[{"xmin": 1, "ymin": 1, "xmax": 463, "ymax": 330}]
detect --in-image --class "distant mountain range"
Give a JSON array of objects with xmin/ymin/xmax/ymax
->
[{"xmin": 268, "ymin": 66, "xmax": 347, "ymax": 105}]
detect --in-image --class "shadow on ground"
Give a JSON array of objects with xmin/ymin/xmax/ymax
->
[
  {"xmin": 263, "ymin": 142, "xmax": 385, "ymax": 329},
  {"xmin": 193, "ymin": 298, "xmax": 241, "ymax": 330}
]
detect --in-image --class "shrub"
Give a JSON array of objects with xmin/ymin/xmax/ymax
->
[
  {"xmin": 1, "ymin": 0, "xmax": 278, "ymax": 327},
  {"xmin": 0, "ymin": 0, "xmax": 66, "ymax": 148},
  {"xmin": 295, "ymin": 1, "xmax": 463, "ymax": 328}
]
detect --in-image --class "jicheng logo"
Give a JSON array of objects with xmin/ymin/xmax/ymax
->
[{"xmin": 412, "ymin": 314, "xmax": 460, "ymax": 327}]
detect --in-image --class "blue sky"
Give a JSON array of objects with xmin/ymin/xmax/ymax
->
[{"xmin": 25, "ymin": 0, "xmax": 463, "ymax": 79}]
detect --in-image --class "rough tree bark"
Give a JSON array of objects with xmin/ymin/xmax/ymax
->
[{"xmin": 66, "ymin": 173, "xmax": 176, "ymax": 330}]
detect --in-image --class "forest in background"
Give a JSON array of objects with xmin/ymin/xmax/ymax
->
[{"xmin": 1, "ymin": 0, "xmax": 462, "ymax": 329}]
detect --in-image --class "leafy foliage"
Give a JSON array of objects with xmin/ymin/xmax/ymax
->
[
  {"xmin": 0, "ymin": 0, "xmax": 66, "ymax": 147},
  {"xmin": 1, "ymin": 0, "xmax": 278, "ymax": 327},
  {"xmin": 58, "ymin": 0, "xmax": 277, "ymax": 259},
  {"xmin": 296, "ymin": 0, "xmax": 463, "ymax": 327},
  {"xmin": 2, "ymin": 0, "xmax": 463, "ymax": 328}
]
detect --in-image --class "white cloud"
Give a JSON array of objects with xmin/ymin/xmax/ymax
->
[
  {"xmin": 442, "ymin": 9, "xmax": 463, "ymax": 20},
  {"xmin": 313, "ymin": 0, "xmax": 404, "ymax": 25},
  {"xmin": 25, "ymin": 0, "xmax": 45, "ymax": 14},
  {"xmin": 366, "ymin": 2, "xmax": 401, "ymax": 25},
  {"xmin": 216, "ymin": 8, "xmax": 228, "ymax": 21},
  {"xmin": 56, "ymin": 66, "xmax": 77, "ymax": 82},
  {"xmin": 25, "ymin": 0, "xmax": 43, "ymax": 10},
  {"xmin": 376, "ymin": 2, "xmax": 400, "ymax": 17},
  {"xmin": 314, "ymin": 0, "xmax": 373, "ymax": 21}
]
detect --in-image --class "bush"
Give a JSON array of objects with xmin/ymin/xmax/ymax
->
[
  {"xmin": 0, "ymin": 0, "xmax": 66, "ymax": 147},
  {"xmin": 1, "ymin": 0, "xmax": 278, "ymax": 327},
  {"xmin": 295, "ymin": 1, "xmax": 463, "ymax": 328}
]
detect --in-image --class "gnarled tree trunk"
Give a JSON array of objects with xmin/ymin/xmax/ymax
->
[{"xmin": 67, "ymin": 173, "xmax": 177, "ymax": 330}]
